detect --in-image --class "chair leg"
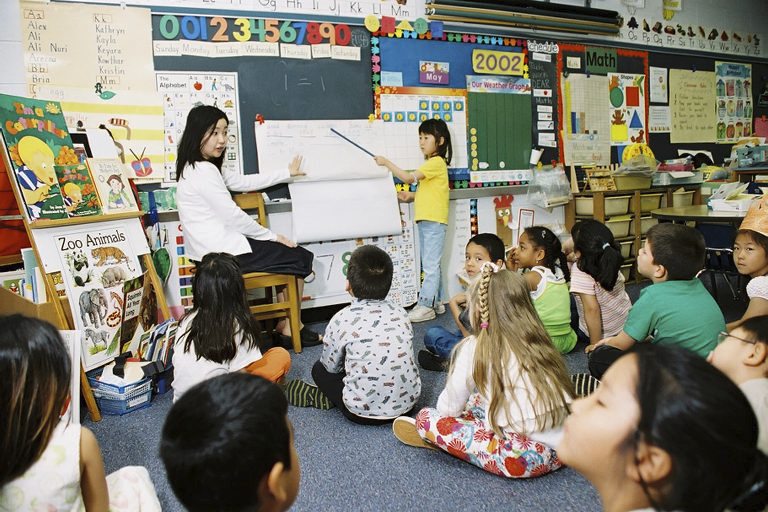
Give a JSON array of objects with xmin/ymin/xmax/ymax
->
[{"xmin": 286, "ymin": 278, "xmax": 302, "ymax": 353}]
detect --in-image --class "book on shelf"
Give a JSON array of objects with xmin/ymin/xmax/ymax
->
[
  {"xmin": 86, "ymin": 158, "xmax": 139, "ymax": 214},
  {"xmin": 54, "ymin": 163, "xmax": 102, "ymax": 218},
  {"xmin": 0, "ymin": 94, "xmax": 77, "ymax": 222}
]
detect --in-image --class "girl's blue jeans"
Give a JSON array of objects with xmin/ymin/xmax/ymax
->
[
  {"xmin": 424, "ymin": 326, "xmax": 463, "ymax": 359},
  {"xmin": 417, "ymin": 220, "xmax": 447, "ymax": 308}
]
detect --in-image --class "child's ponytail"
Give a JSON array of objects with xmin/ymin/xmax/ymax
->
[
  {"xmin": 572, "ymin": 220, "xmax": 625, "ymax": 291},
  {"xmin": 476, "ymin": 262, "xmax": 496, "ymax": 332},
  {"xmin": 523, "ymin": 227, "xmax": 569, "ymax": 281}
]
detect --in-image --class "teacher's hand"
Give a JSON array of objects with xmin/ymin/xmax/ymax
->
[
  {"xmin": 288, "ymin": 155, "xmax": 305, "ymax": 177},
  {"xmin": 275, "ymin": 234, "xmax": 297, "ymax": 248}
]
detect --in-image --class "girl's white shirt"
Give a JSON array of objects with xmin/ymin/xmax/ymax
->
[
  {"xmin": 171, "ymin": 311, "xmax": 263, "ymax": 402},
  {"xmin": 176, "ymin": 161, "xmax": 290, "ymax": 261},
  {"xmin": 436, "ymin": 335, "xmax": 571, "ymax": 434}
]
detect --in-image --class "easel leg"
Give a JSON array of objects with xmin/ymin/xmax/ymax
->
[{"xmin": 81, "ymin": 366, "xmax": 101, "ymax": 422}]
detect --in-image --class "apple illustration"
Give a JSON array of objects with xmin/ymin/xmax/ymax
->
[{"xmin": 193, "ymin": 81, "xmax": 203, "ymax": 91}]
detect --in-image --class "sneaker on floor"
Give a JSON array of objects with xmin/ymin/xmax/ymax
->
[
  {"xmin": 284, "ymin": 379, "xmax": 335, "ymax": 410},
  {"xmin": 408, "ymin": 305, "xmax": 436, "ymax": 323},
  {"xmin": 434, "ymin": 303, "xmax": 446, "ymax": 315},
  {"xmin": 418, "ymin": 349, "xmax": 448, "ymax": 372},
  {"xmin": 393, "ymin": 416, "xmax": 437, "ymax": 450}
]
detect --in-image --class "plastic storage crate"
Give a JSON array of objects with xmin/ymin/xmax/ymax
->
[{"xmin": 88, "ymin": 373, "xmax": 153, "ymax": 416}]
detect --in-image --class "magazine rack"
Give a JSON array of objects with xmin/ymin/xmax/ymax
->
[{"xmin": 0, "ymin": 132, "xmax": 171, "ymax": 422}]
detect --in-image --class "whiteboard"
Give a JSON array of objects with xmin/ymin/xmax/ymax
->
[
  {"xmin": 255, "ymin": 119, "xmax": 415, "ymax": 180},
  {"xmin": 288, "ymin": 177, "xmax": 401, "ymax": 243}
]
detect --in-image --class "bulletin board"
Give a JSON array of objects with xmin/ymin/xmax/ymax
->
[
  {"xmin": 646, "ymin": 52, "xmax": 768, "ymax": 162},
  {"xmin": 556, "ymin": 43, "xmax": 649, "ymax": 166},
  {"xmin": 150, "ymin": 14, "xmax": 374, "ymax": 176},
  {"xmin": 376, "ymin": 32, "xmax": 530, "ymax": 185}
]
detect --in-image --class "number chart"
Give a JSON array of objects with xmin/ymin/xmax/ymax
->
[{"xmin": 157, "ymin": 14, "xmax": 352, "ymax": 46}]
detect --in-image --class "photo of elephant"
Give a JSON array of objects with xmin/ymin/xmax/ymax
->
[{"xmin": 78, "ymin": 288, "xmax": 107, "ymax": 328}]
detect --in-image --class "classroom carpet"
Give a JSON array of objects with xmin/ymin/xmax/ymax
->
[{"xmin": 86, "ymin": 307, "xmax": 602, "ymax": 512}]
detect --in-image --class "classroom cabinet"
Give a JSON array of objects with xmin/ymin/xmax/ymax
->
[{"xmin": 564, "ymin": 186, "xmax": 702, "ymax": 281}]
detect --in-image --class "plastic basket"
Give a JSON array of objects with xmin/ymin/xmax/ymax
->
[{"xmin": 87, "ymin": 373, "xmax": 152, "ymax": 416}]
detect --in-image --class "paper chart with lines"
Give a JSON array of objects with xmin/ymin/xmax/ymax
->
[
  {"xmin": 156, "ymin": 72, "xmax": 242, "ymax": 181},
  {"xmin": 560, "ymin": 74, "xmax": 610, "ymax": 165},
  {"xmin": 378, "ymin": 87, "xmax": 468, "ymax": 171}
]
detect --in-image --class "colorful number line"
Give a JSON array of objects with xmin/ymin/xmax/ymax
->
[{"xmin": 156, "ymin": 14, "xmax": 352, "ymax": 46}]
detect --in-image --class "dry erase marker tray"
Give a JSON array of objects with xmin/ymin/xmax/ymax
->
[{"xmin": 87, "ymin": 370, "xmax": 152, "ymax": 416}]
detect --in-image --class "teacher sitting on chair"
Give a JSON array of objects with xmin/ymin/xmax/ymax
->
[{"xmin": 175, "ymin": 105, "xmax": 321, "ymax": 347}]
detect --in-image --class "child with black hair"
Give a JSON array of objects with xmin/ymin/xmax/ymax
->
[
  {"xmin": 419, "ymin": 233, "xmax": 505, "ymax": 371},
  {"xmin": 559, "ymin": 344, "xmax": 768, "ymax": 512},
  {"xmin": 569, "ymin": 220, "xmax": 632, "ymax": 348},
  {"xmin": 161, "ymin": 373, "xmax": 300, "ymax": 512},
  {"xmin": 709, "ymin": 315, "xmax": 768, "ymax": 454},
  {"xmin": 286, "ymin": 245, "xmax": 421, "ymax": 424},
  {"xmin": 727, "ymin": 199, "xmax": 768, "ymax": 330},
  {"xmin": 508, "ymin": 226, "xmax": 577, "ymax": 354},
  {"xmin": 172, "ymin": 252, "xmax": 291, "ymax": 401},
  {"xmin": 588, "ymin": 223, "xmax": 725, "ymax": 379},
  {"xmin": 0, "ymin": 315, "xmax": 160, "ymax": 510},
  {"xmin": 375, "ymin": 118, "xmax": 452, "ymax": 323}
]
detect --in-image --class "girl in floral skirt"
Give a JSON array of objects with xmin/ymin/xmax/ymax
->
[{"xmin": 392, "ymin": 263, "xmax": 573, "ymax": 478}]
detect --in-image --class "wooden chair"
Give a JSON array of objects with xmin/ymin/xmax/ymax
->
[{"xmin": 233, "ymin": 192, "xmax": 302, "ymax": 353}]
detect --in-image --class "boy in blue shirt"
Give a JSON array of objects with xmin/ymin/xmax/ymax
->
[{"xmin": 587, "ymin": 223, "xmax": 725, "ymax": 379}]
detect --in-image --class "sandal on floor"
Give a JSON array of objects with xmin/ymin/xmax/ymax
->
[
  {"xmin": 284, "ymin": 379, "xmax": 334, "ymax": 410},
  {"xmin": 299, "ymin": 327, "xmax": 323, "ymax": 347},
  {"xmin": 392, "ymin": 416, "xmax": 437, "ymax": 450}
]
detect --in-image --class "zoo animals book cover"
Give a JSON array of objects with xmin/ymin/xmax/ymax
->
[{"xmin": 55, "ymin": 225, "xmax": 142, "ymax": 370}]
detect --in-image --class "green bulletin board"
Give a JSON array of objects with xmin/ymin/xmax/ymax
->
[{"xmin": 467, "ymin": 77, "xmax": 533, "ymax": 173}]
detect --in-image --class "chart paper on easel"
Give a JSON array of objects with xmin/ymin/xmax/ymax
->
[{"xmin": 288, "ymin": 176, "xmax": 401, "ymax": 243}]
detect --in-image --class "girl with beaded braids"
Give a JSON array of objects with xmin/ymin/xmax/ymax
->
[
  {"xmin": 508, "ymin": 226, "xmax": 577, "ymax": 354},
  {"xmin": 392, "ymin": 264, "xmax": 574, "ymax": 478}
]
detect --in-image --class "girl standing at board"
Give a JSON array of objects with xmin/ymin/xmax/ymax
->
[
  {"xmin": 375, "ymin": 119, "xmax": 452, "ymax": 323},
  {"xmin": 175, "ymin": 105, "xmax": 321, "ymax": 347}
]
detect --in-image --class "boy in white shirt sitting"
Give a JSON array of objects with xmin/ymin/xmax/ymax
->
[
  {"xmin": 708, "ymin": 315, "xmax": 768, "ymax": 454},
  {"xmin": 285, "ymin": 245, "xmax": 421, "ymax": 424}
]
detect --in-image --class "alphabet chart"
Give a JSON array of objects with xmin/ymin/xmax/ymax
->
[{"xmin": 156, "ymin": 71, "xmax": 242, "ymax": 181}]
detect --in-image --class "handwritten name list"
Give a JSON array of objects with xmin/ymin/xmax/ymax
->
[
  {"xmin": 21, "ymin": 1, "xmax": 155, "ymax": 98},
  {"xmin": 669, "ymin": 69, "xmax": 716, "ymax": 143}
]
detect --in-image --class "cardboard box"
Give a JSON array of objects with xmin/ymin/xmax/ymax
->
[{"xmin": 0, "ymin": 286, "xmax": 63, "ymax": 326}]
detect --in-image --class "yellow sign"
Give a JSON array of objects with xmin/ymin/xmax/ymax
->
[{"xmin": 472, "ymin": 49, "xmax": 524, "ymax": 76}]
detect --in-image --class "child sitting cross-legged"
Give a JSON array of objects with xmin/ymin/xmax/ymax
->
[
  {"xmin": 708, "ymin": 315, "xmax": 768, "ymax": 454},
  {"xmin": 508, "ymin": 226, "xmax": 577, "ymax": 354},
  {"xmin": 286, "ymin": 245, "xmax": 421, "ymax": 424},
  {"xmin": 161, "ymin": 374, "xmax": 300, "ymax": 512},
  {"xmin": 392, "ymin": 264, "xmax": 573, "ymax": 478},
  {"xmin": 172, "ymin": 252, "xmax": 291, "ymax": 402},
  {"xmin": 587, "ymin": 223, "xmax": 725, "ymax": 380},
  {"xmin": 419, "ymin": 233, "xmax": 505, "ymax": 372}
]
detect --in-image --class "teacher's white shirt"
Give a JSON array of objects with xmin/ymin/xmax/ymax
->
[{"xmin": 176, "ymin": 161, "xmax": 290, "ymax": 261}]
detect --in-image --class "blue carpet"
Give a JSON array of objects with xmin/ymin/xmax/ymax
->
[{"xmin": 87, "ymin": 310, "xmax": 602, "ymax": 511}]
